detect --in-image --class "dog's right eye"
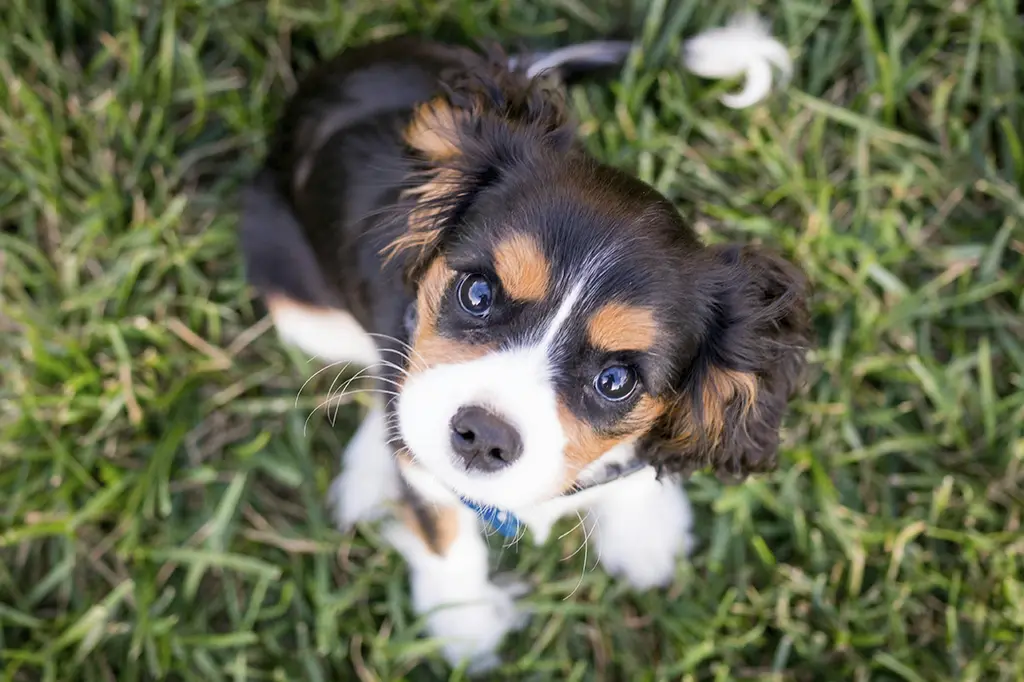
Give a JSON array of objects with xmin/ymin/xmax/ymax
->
[
  {"xmin": 457, "ymin": 274, "xmax": 494, "ymax": 317},
  {"xmin": 595, "ymin": 365, "xmax": 639, "ymax": 402}
]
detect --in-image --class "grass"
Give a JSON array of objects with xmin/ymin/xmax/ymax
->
[{"xmin": 1, "ymin": 0, "xmax": 1023, "ymax": 679}]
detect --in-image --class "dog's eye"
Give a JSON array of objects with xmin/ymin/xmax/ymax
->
[
  {"xmin": 457, "ymin": 274, "xmax": 494, "ymax": 317},
  {"xmin": 595, "ymin": 365, "xmax": 638, "ymax": 402}
]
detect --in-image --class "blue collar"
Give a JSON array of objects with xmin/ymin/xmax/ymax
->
[
  {"xmin": 459, "ymin": 459, "xmax": 649, "ymax": 539},
  {"xmin": 459, "ymin": 497, "xmax": 523, "ymax": 538}
]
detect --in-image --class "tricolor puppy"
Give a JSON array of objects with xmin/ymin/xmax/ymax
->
[{"xmin": 241, "ymin": 17, "xmax": 811, "ymax": 672}]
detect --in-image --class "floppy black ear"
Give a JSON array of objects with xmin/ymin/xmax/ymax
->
[
  {"xmin": 380, "ymin": 48, "xmax": 577, "ymax": 282},
  {"xmin": 643, "ymin": 245, "xmax": 812, "ymax": 480}
]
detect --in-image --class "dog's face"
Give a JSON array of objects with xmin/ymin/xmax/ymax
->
[{"xmin": 392, "ymin": 72, "xmax": 810, "ymax": 510}]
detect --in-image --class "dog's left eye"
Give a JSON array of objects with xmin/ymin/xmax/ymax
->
[
  {"xmin": 595, "ymin": 365, "xmax": 638, "ymax": 402},
  {"xmin": 457, "ymin": 274, "xmax": 494, "ymax": 317}
]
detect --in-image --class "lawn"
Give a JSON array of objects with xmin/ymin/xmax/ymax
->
[{"xmin": 1, "ymin": 0, "xmax": 1023, "ymax": 680}]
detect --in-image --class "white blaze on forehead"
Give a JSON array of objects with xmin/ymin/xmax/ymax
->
[
  {"xmin": 537, "ymin": 279, "xmax": 588, "ymax": 352},
  {"xmin": 531, "ymin": 250, "xmax": 617, "ymax": 357}
]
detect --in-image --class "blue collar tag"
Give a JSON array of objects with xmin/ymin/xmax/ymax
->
[{"xmin": 460, "ymin": 497, "xmax": 522, "ymax": 539}]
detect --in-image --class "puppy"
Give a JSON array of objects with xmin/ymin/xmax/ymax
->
[{"xmin": 241, "ymin": 23, "xmax": 811, "ymax": 672}]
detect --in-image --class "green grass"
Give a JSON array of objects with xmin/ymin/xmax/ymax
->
[{"xmin": 2, "ymin": 0, "xmax": 1023, "ymax": 679}]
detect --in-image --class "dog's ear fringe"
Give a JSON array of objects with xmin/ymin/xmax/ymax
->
[
  {"xmin": 640, "ymin": 246, "xmax": 812, "ymax": 482},
  {"xmin": 379, "ymin": 161, "xmax": 496, "ymax": 285},
  {"xmin": 380, "ymin": 48, "xmax": 578, "ymax": 283}
]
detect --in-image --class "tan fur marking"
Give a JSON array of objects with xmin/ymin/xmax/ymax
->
[
  {"xmin": 268, "ymin": 296, "xmax": 303, "ymax": 316},
  {"xmin": 383, "ymin": 99, "xmax": 468, "ymax": 263},
  {"xmin": 415, "ymin": 334, "xmax": 493, "ymax": 369},
  {"xmin": 406, "ymin": 257, "xmax": 494, "ymax": 372},
  {"xmin": 382, "ymin": 167, "xmax": 463, "ymax": 264},
  {"xmin": 587, "ymin": 303, "xmax": 659, "ymax": 352},
  {"xmin": 394, "ymin": 98, "xmax": 467, "ymax": 258},
  {"xmin": 415, "ymin": 257, "xmax": 455, "ymax": 325},
  {"xmin": 404, "ymin": 98, "xmax": 466, "ymax": 161},
  {"xmin": 493, "ymin": 233, "xmax": 550, "ymax": 302},
  {"xmin": 398, "ymin": 501, "xmax": 461, "ymax": 556},
  {"xmin": 558, "ymin": 396, "xmax": 666, "ymax": 487},
  {"xmin": 675, "ymin": 368, "xmax": 759, "ymax": 445}
]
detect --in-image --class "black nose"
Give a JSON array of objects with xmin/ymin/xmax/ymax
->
[{"xmin": 449, "ymin": 406, "xmax": 523, "ymax": 472}]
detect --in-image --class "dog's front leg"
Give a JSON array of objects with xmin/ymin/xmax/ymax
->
[
  {"xmin": 330, "ymin": 394, "xmax": 529, "ymax": 673},
  {"xmin": 383, "ymin": 500, "xmax": 529, "ymax": 674},
  {"xmin": 584, "ymin": 468, "xmax": 695, "ymax": 590}
]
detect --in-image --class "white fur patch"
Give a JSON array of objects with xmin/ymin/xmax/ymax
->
[
  {"xmin": 329, "ymin": 406, "xmax": 401, "ymax": 529},
  {"xmin": 383, "ymin": 505, "xmax": 529, "ymax": 673},
  {"xmin": 398, "ymin": 347, "xmax": 567, "ymax": 509},
  {"xmin": 268, "ymin": 297, "xmax": 381, "ymax": 366},
  {"xmin": 682, "ymin": 12, "xmax": 792, "ymax": 109}
]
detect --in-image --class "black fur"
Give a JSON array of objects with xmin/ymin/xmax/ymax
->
[
  {"xmin": 643, "ymin": 245, "xmax": 811, "ymax": 479},
  {"xmin": 241, "ymin": 36, "xmax": 812, "ymax": 481}
]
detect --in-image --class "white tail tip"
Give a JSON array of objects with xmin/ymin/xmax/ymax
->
[{"xmin": 682, "ymin": 12, "xmax": 792, "ymax": 109}]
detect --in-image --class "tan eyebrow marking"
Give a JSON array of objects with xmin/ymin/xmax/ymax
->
[
  {"xmin": 493, "ymin": 232, "xmax": 551, "ymax": 302},
  {"xmin": 587, "ymin": 303, "xmax": 659, "ymax": 352}
]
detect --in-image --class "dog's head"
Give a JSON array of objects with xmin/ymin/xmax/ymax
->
[{"xmin": 391, "ymin": 58, "xmax": 811, "ymax": 510}]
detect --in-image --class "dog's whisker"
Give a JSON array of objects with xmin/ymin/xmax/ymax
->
[
  {"xmin": 508, "ymin": 520, "xmax": 529, "ymax": 552},
  {"xmin": 374, "ymin": 351, "xmax": 416, "ymax": 374},
  {"xmin": 557, "ymin": 515, "xmax": 586, "ymax": 541},
  {"xmin": 564, "ymin": 510, "xmax": 596, "ymax": 562},
  {"xmin": 367, "ymin": 333, "xmax": 428, "ymax": 373},
  {"xmin": 371, "ymin": 347, "xmax": 415, "ymax": 367},
  {"xmin": 372, "ymin": 375, "xmax": 406, "ymax": 391},
  {"xmin": 325, "ymin": 367, "xmax": 354, "ymax": 426},
  {"xmin": 329, "ymin": 364, "xmax": 390, "ymax": 422},
  {"xmin": 305, "ymin": 384, "xmax": 403, "ymax": 434},
  {"xmin": 364, "ymin": 356, "xmax": 417, "ymax": 381},
  {"xmin": 367, "ymin": 332, "xmax": 423, "ymax": 359},
  {"xmin": 294, "ymin": 360, "xmax": 352, "ymax": 407},
  {"xmin": 563, "ymin": 510, "xmax": 595, "ymax": 601},
  {"xmin": 328, "ymin": 388, "xmax": 401, "ymax": 406},
  {"xmin": 303, "ymin": 396, "xmax": 338, "ymax": 436},
  {"xmin": 305, "ymin": 366, "xmax": 378, "ymax": 433}
]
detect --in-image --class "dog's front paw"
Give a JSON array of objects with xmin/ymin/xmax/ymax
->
[
  {"xmin": 597, "ymin": 527, "xmax": 692, "ymax": 591},
  {"xmin": 419, "ymin": 578, "xmax": 531, "ymax": 674},
  {"xmin": 589, "ymin": 478, "xmax": 694, "ymax": 591}
]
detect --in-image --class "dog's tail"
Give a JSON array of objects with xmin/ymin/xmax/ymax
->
[
  {"xmin": 508, "ymin": 40, "xmax": 634, "ymax": 81},
  {"xmin": 510, "ymin": 12, "xmax": 791, "ymax": 109}
]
